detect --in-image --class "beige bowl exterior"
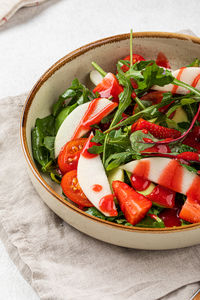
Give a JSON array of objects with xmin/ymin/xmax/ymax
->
[{"xmin": 21, "ymin": 32, "xmax": 200, "ymax": 250}]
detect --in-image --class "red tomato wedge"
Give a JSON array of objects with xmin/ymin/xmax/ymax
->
[
  {"xmin": 179, "ymin": 197, "xmax": 200, "ymax": 223},
  {"xmin": 156, "ymin": 52, "xmax": 171, "ymax": 69},
  {"xmin": 93, "ymin": 73, "xmax": 123, "ymax": 103},
  {"xmin": 58, "ymin": 138, "xmax": 87, "ymax": 175},
  {"xmin": 121, "ymin": 54, "xmax": 145, "ymax": 72},
  {"xmin": 112, "ymin": 181, "xmax": 152, "ymax": 225},
  {"xmin": 61, "ymin": 170, "xmax": 93, "ymax": 207}
]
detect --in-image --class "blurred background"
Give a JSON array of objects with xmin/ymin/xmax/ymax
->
[{"xmin": 1, "ymin": 0, "xmax": 200, "ymax": 99}]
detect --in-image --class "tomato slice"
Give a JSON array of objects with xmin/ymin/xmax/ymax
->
[
  {"xmin": 112, "ymin": 181, "xmax": 152, "ymax": 225},
  {"xmin": 61, "ymin": 170, "xmax": 93, "ymax": 207},
  {"xmin": 58, "ymin": 138, "xmax": 87, "ymax": 175},
  {"xmin": 121, "ymin": 54, "xmax": 145, "ymax": 72}
]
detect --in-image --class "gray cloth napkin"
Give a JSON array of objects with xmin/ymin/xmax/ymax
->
[
  {"xmin": 0, "ymin": 0, "xmax": 47, "ymax": 26},
  {"xmin": 0, "ymin": 94, "xmax": 200, "ymax": 300}
]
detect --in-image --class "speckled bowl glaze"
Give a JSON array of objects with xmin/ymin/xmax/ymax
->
[{"xmin": 21, "ymin": 32, "xmax": 200, "ymax": 250}]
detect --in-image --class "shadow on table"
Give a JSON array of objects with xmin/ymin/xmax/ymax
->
[{"xmin": 0, "ymin": 0, "xmax": 63, "ymax": 32}]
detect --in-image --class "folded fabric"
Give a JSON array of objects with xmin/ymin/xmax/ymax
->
[
  {"xmin": 0, "ymin": 0, "xmax": 47, "ymax": 26},
  {"xmin": 0, "ymin": 94, "xmax": 199, "ymax": 300}
]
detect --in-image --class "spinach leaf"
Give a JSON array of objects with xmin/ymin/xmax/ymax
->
[
  {"xmin": 105, "ymin": 152, "xmax": 138, "ymax": 171},
  {"xmin": 55, "ymin": 103, "xmax": 78, "ymax": 133},
  {"xmin": 32, "ymin": 115, "xmax": 56, "ymax": 171},
  {"xmin": 53, "ymin": 78, "xmax": 94, "ymax": 117},
  {"xmin": 43, "ymin": 136, "xmax": 55, "ymax": 159},
  {"xmin": 130, "ymin": 130, "xmax": 158, "ymax": 153},
  {"xmin": 35, "ymin": 115, "xmax": 55, "ymax": 137},
  {"xmin": 32, "ymin": 127, "xmax": 50, "ymax": 170}
]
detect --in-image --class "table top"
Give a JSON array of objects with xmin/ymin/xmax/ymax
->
[{"xmin": 0, "ymin": 0, "xmax": 200, "ymax": 298}]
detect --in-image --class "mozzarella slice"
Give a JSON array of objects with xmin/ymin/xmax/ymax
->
[
  {"xmin": 77, "ymin": 136, "xmax": 117, "ymax": 217},
  {"xmin": 90, "ymin": 70, "xmax": 103, "ymax": 86},
  {"xmin": 120, "ymin": 157, "xmax": 200, "ymax": 200},
  {"xmin": 152, "ymin": 67, "xmax": 200, "ymax": 94},
  {"xmin": 54, "ymin": 98, "xmax": 117, "ymax": 158}
]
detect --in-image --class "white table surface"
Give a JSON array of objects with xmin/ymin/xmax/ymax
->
[{"xmin": 0, "ymin": 0, "xmax": 200, "ymax": 298}]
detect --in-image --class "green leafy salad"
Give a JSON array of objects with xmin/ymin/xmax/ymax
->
[{"xmin": 31, "ymin": 33, "xmax": 200, "ymax": 228}]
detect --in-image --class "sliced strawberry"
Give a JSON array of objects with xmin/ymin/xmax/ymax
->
[
  {"xmin": 156, "ymin": 52, "xmax": 171, "ymax": 69},
  {"xmin": 93, "ymin": 73, "xmax": 123, "ymax": 103},
  {"xmin": 179, "ymin": 197, "xmax": 200, "ymax": 223},
  {"xmin": 177, "ymin": 152, "xmax": 200, "ymax": 162},
  {"xmin": 147, "ymin": 185, "xmax": 175, "ymax": 208},
  {"xmin": 131, "ymin": 118, "xmax": 181, "ymax": 139},
  {"xmin": 112, "ymin": 181, "xmax": 152, "ymax": 225}
]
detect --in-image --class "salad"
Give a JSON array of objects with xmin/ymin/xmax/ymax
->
[{"xmin": 32, "ymin": 34, "xmax": 200, "ymax": 228}]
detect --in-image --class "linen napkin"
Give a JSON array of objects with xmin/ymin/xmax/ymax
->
[
  {"xmin": 0, "ymin": 94, "xmax": 200, "ymax": 300},
  {"xmin": 0, "ymin": 0, "xmax": 47, "ymax": 26}
]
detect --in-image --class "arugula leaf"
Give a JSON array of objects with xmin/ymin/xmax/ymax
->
[
  {"xmin": 125, "ymin": 61, "xmax": 174, "ymax": 92},
  {"xmin": 87, "ymin": 145, "xmax": 104, "ymax": 154},
  {"xmin": 187, "ymin": 58, "xmax": 200, "ymax": 67},
  {"xmin": 171, "ymin": 144, "xmax": 197, "ymax": 153},
  {"xmin": 104, "ymin": 93, "xmax": 173, "ymax": 132},
  {"xmin": 85, "ymin": 205, "xmax": 165, "ymax": 228},
  {"xmin": 107, "ymin": 128, "xmax": 131, "ymax": 150},
  {"xmin": 181, "ymin": 219, "xmax": 191, "ymax": 226},
  {"xmin": 86, "ymin": 207, "xmax": 106, "ymax": 220},
  {"xmin": 102, "ymin": 72, "xmax": 132, "ymax": 164},
  {"xmin": 85, "ymin": 207, "xmax": 133, "ymax": 226},
  {"xmin": 135, "ymin": 216, "xmax": 165, "ymax": 228},
  {"xmin": 91, "ymin": 130, "xmax": 105, "ymax": 143}
]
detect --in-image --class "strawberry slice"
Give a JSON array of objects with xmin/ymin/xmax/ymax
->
[
  {"xmin": 112, "ymin": 181, "xmax": 152, "ymax": 225},
  {"xmin": 156, "ymin": 52, "xmax": 171, "ymax": 69},
  {"xmin": 179, "ymin": 197, "xmax": 200, "ymax": 223},
  {"xmin": 131, "ymin": 118, "xmax": 181, "ymax": 139},
  {"xmin": 177, "ymin": 152, "xmax": 200, "ymax": 162}
]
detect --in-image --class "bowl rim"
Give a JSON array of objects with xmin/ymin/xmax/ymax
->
[{"xmin": 21, "ymin": 31, "xmax": 200, "ymax": 234}]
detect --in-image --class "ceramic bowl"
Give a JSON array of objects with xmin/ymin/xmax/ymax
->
[{"xmin": 21, "ymin": 32, "xmax": 200, "ymax": 250}]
